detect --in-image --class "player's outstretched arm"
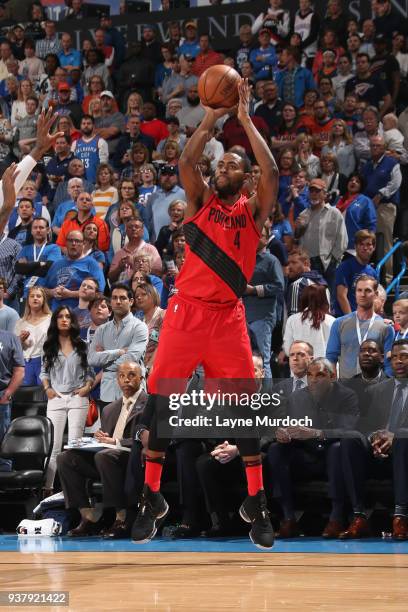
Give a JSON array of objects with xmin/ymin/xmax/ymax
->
[
  {"xmin": 0, "ymin": 163, "xmax": 19, "ymax": 236},
  {"xmin": 237, "ymin": 78, "xmax": 279, "ymax": 229},
  {"xmin": 0, "ymin": 109, "xmax": 64, "ymax": 211},
  {"xmin": 179, "ymin": 106, "xmax": 231, "ymax": 218}
]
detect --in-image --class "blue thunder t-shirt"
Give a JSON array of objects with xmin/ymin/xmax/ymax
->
[
  {"xmin": 39, "ymin": 255, "xmax": 105, "ymax": 310},
  {"xmin": 74, "ymin": 136, "xmax": 101, "ymax": 184}
]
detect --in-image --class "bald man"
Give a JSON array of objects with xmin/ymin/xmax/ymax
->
[{"xmin": 57, "ymin": 361, "xmax": 148, "ymax": 539}]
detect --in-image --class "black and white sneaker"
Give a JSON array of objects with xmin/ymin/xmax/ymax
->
[
  {"xmin": 131, "ymin": 484, "xmax": 169, "ymax": 544},
  {"xmin": 239, "ymin": 490, "xmax": 275, "ymax": 549}
]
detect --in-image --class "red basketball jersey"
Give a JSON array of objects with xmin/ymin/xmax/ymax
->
[{"xmin": 176, "ymin": 192, "xmax": 260, "ymax": 304}]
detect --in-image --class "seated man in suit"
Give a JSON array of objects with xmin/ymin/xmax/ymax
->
[
  {"xmin": 267, "ymin": 358, "xmax": 359, "ymax": 538},
  {"xmin": 339, "ymin": 339, "xmax": 408, "ymax": 540},
  {"xmin": 342, "ymin": 339, "xmax": 388, "ymax": 430},
  {"xmin": 57, "ymin": 361, "xmax": 147, "ymax": 538},
  {"xmin": 274, "ymin": 340, "xmax": 314, "ymax": 399}
]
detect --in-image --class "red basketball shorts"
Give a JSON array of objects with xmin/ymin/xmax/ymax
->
[{"xmin": 148, "ymin": 294, "xmax": 255, "ymax": 395}]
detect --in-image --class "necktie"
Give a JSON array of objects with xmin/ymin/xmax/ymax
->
[
  {"xmin": 295, "ymin": 379, "xmax": 304, "ymax": 391},
  {"xmin": 388, "ymin": 384, "xmax": 406, "ymax": 433}
]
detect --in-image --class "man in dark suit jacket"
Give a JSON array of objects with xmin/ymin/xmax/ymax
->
[
  {"xmin": 341, "ymin": 339, "xmax": 388, "ymax": 432},
  {"xmin": 267, "ymin": 357, "xmax": 359, "ymax": 538},
  {"xmin": 340, "ymin": 339, "xmax": 408, "ymax": 540},
  {"xmin": 57, "ymin": 362, "xmax": 148, "ymax": 538}
]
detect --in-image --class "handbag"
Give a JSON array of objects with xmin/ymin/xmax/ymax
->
[{"xmin": 86, "ymin": 398, "xmax": 99, "ymax": 427}]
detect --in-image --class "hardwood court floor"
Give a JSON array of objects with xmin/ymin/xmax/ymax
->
[{"xmin": 2, "ymin": 551, "xmax": 408, "ymax": 611}]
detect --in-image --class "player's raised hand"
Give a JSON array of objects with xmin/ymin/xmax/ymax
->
[
  {"xmin": 1, "ymin": 163, "xmax": 20, "ymax": 208},
  {"xmin": 237, "ymin": 78, "xmax": 251, "ymax": 124},
  {"xmin": 31, "ymin": 108, "xmax": 65, "ymax": 160},
  {"xmin": 202, "ymin": 104, "xmax": 235, "ymax": 122}
]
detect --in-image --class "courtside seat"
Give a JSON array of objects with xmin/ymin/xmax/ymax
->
[
  {"xmin": 11, "ymin": 386, "xmax": 47, "ymax": 420},
  {"xmin": 0, "ymin": 416, "xmax": 53, "ymax": 516}
]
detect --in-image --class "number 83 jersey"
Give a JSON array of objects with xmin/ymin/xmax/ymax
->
[{"xmin": 176, "ymin": 192, "xmax": 260, "ymax": 305}]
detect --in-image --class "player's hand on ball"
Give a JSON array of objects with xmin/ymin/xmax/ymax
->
[{"xmin": 202, "ymin": 104, "xmax": 235, "ymax": 120}]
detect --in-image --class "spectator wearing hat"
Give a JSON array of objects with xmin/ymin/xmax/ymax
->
[
  {"xmin": 35, "ymin": 20, "xmax": 62, "ymax": 59},
  {"xmin": 58, "ymin": 32, "xmax": 82, "ymax": 72},
  {"xmin": 157, "ymin": 116, "xmax": 187, "ymax": 155},
  {"xmin": 55, "ymin": 81, "xmax": 83, "ymax": 128},
  {"xmin": 295, "ymin": 177, "xmax": 348, "ymax": 298},
  {"xmin": 249, "ymin": 28, "xmax": 278, "ymax": 80},
  {"xmin": 99, "ymin": 13, "xmax": 126, "ymax": 68},
  {"xmin": 192, "ymin": 34, "xmax": 223, "ymax": 77},
  {"xmin": 371, "ymin": 33, "xmax": 401, "ymax": 108},
  {"xmin": 178, "ymin": 21, "xmax": 200, "ymax": 59},
  {"xmin": 161, "ymin": 54, "xmax": 198, "ymax": 105},
  {"xmin": 144, "ymin": 166, "xmax": 185, "ymax": 242},
  {"xmin": 94, "ymin": 91, "xmax": 126, "ymax": 157},
  {"xmin": 311, "ymin": 31, "xmax": 343, "ymax": 82}
]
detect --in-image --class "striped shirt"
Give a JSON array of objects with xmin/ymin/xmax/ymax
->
[
  {"xmin": 0, "ymin": 235, "xmax": 22, "ymax": 297},
  {"xmin": 35, "ymin": 36, "xmax": 62, "ymax": 60},
  {"xmin": 92, "ymin": 186, "xmax": 119, "ymax": 219}
]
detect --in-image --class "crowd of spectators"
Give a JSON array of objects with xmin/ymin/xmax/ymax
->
[{"xmin": 1, "ymin": 0, "xmax": 408, "ymax": 541}]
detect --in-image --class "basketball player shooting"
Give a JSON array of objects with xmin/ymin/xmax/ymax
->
[{"xmin": 131, "ymin": 78, "xmax": 279, "ymax": 549}]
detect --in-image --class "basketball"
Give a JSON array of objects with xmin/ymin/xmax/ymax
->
[{"xmin": 198, "ymin": 65, "xmax": 240, "ymax": 109}]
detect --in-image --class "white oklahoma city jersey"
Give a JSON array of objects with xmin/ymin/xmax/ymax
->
[{"xmin": 0, "ymin": 155, "xmax": 37, "ymax": 208}]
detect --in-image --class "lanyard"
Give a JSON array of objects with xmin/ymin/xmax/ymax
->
[
  {"xmin": 396, "ymin": 329, "xmax": 408, "ymax": 340},
  {"xmin": 33, "ymin": 243, "xmax": 46, "ymax": 262},
  {"xmin": 356, "ymin": 313, "xmax": 377, "ymax": 345}
]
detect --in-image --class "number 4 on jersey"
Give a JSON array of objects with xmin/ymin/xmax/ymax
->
[{"xmin": 233, "ymin": 230, "xmax": 240, "ymax": 250}]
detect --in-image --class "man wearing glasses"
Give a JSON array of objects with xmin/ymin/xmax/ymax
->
[{"xmin": 40, "ymin": 230, "xmax": 105, "ymax": 310}]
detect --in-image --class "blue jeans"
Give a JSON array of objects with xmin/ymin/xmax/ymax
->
[
  {"xmin": 0, "ymin": 402, "xmax": 11, "ymax": 471},
  {"xmin": 23, "ymin": 356, "xmax": 42, "ymax": 386},
  {"xmin": 248, "ymin": 318, "xmax": 275, "ymax": 384}
]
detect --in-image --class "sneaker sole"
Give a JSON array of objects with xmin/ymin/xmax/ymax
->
[
  {"xmin": 132, "ymin": 502, "xmax": 169, "ymax": 544},
  {"xmin": 249, "ymin": 529, "xmax": 274, "ymax": 550},
  {"xmin": 240, "ymin": 505, "xmax": 274, "ymax": 549}
]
